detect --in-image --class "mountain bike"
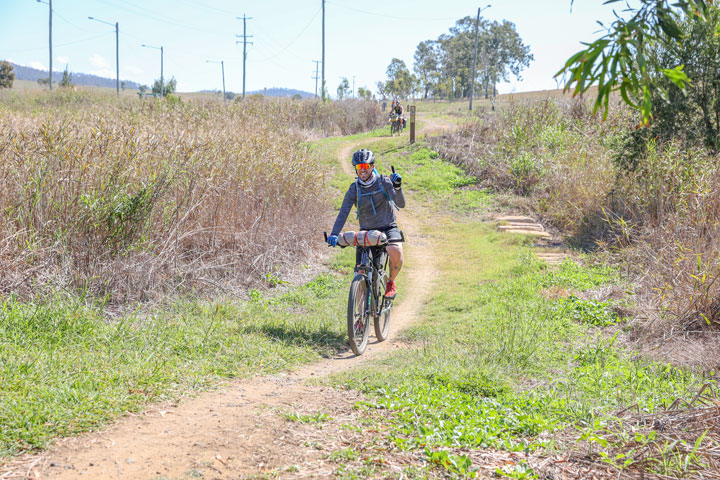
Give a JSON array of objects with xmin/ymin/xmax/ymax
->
[
  {"xmin": 390, "ymin": 114, "xmax": 403, "ymax": 136},
  {"xmin": 325, "ymin": 230, "xmax": 403, "ymax": 355}
]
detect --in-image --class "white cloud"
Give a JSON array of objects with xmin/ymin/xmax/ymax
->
[
  {"xmin": 57, "ymin": 56, "xmax": 70, "ymax": 65},
  {"xmin": 89, "ymin": 53, "xmax": 109, "ymax": 68},
  {"xmin": 29, "ymin": 61, "xmax": 47, "ymax": 71},
  {"xmin": 89, "ymin": 69, "xmax": 115, "ymax": 79},
  {"xmin": 124, "ymin": 65, "xmax": 143, "ymax": 76}
]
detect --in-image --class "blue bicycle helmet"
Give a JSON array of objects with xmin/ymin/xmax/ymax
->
[{"xmin": 352, "ymin": 148, "xmax": 375, "ymax": 166}]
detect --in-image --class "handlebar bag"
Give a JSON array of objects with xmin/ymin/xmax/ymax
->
[{"xmin": 337, "ymin": 230, "xmax": 388, "ymax": 247}]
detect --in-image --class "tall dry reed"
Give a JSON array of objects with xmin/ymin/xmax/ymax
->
[
  {"xmin": 431, "ymin": 98, "xmax": 630, "ymax": 244},
  {"xmin": 432, "ymin": 96, "xmax": 720, "ymax": 351},
  {"xmin": 0, "ymin": 91, "xmax": 380, "ymax": 302}
]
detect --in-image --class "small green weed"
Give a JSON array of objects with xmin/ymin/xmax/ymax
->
[
  {"xmin": 329, "ymin": 447, "xmax": 360, "ymax": 462},
  {"xmin": 425, "ymin": 448, "xmax": 477, "ymax": 477},
  {"xmin": 554, "ymin": 295, "xmax": 619, "ymax": 326},
  {"xmin": 495, "ymin": 460, "xmax": 539, "ymax": 479},
  {"xmin": 282, "ymin": 411, "xmax": 332, "ymax": 424}
]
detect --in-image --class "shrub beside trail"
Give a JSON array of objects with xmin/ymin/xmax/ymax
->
[
  {"xmin": 0, "ymin": 93, "xmax": 382, "ymax": 302},
  {"xmin": 432, "ymin": 97, "xmax": 720, "ymax": 362}
]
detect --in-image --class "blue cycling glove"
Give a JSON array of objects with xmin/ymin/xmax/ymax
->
[
  {"xmin": 390, "ymin": 172, "xmax": 402, "ymax": 188},
  {"xmin": 327, "ymin": 234, "xmax": 339, "ymax": 247}
]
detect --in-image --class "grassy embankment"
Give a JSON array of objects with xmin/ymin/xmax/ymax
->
[{"xmin": 320, "ymin": 141, "xmax": 715, "ymax": 478}]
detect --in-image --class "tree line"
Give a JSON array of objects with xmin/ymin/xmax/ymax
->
[{"xmin": 377, "ymin": 15, "xmax": 533, "ymax": 100}]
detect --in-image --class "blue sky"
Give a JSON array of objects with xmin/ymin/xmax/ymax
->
[{"xmin": 0, "ymin": 1, "xmax": 629, "ymax": 95}]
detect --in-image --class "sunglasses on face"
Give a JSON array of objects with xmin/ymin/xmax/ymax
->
[{"xmin": 355, "ymin": 163, "xmax": 372, "ymax": 171}]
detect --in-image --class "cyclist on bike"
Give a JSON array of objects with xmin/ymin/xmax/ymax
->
[
  {"xmin": 391, "ymin": 100, "xmax": 406, "ymax": 129},
  {"xmin": 327, "ymin": 149, "xmax": 405, "ymax": 298},
  {"xmin": 392, "ymin": 100, "xmax": 403, "ymax": 116}
]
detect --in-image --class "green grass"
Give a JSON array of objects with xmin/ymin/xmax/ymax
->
[
  {"xmin": 376, "ymin": 146, "xmax": 492, "ymax": 214},
  {"xmin": 282, "ymin": 411, "xmax": 333, "ymax": 424},
  {"xmin": 0, "ymin": 272, "xmax": 352, "ymax": 458},
  {"xmin": 330, "ymin": 221, "xmax": 712, "ymax": 477}
]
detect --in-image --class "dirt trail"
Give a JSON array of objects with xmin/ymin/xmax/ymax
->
[{"xmin": 2, "ymin": 114, "xmax": 448, "ymax": 480}]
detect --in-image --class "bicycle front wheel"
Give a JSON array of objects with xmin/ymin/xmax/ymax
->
[
  {"xmin": 347, "ymin": 276, "xmax": 371, "ymax": 355},
  {"xmin": 374, "ymin": 295, "xmax": 392, "ymax": 341}
]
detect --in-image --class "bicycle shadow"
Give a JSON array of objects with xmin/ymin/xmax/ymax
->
[
  {"xmin": 241, "ymin": 324, "xmax": 348, "ymax": 357},
  {"xmin": 330, "ymin": 336, "xmax": 387, "ymax": 360}
]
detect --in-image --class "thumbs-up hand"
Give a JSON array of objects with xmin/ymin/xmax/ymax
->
[{"xmin": 390, "ymin": 167, "xmax": 402, "ymax": 188}]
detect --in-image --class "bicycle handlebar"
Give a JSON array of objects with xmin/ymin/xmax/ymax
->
[{"xmin": 323, "ymin": 231, "xmax": 347, "ymax": 248}]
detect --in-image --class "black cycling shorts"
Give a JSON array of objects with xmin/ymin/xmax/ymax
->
[{"xmin": 356, "ymin": 226, "xmax": 403, "ymax": 265}]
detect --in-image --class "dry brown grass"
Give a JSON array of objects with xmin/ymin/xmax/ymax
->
[
  {"xmin": 430, "ymin": 95, "xmax": 720, "ymax": 367},
  {"xmin": 431, "ymin": 97, "xmax": 631, "ymax": 245},
  {"xmin": 0, "ymin": 91, "xmax": 382, "ymax": 303},
  {"xmin": 617, "ymin": 157, "xmax": 720, "ymax": 357}
]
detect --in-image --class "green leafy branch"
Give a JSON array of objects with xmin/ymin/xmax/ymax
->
[{"xmin": 557, "ymin": 0, "xmax": 713, "ymax": 125}]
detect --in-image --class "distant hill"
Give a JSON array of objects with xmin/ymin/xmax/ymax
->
[
  {"xmin": 8, "ymin": 62, "xmax": 140, "ymax": 90},
  {"xmin": 246, "ymin": 87, "xmax": 315, "ymax": 99}
]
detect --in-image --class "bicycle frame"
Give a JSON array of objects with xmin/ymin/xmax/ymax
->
[{"xmin": 354, "ymin": 245, "xmax": 391, "ymax": 319}]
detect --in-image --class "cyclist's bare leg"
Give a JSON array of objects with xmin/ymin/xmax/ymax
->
[{"xmin": 386, "ymin": 243, "xmax": 403, "ymax": 282}]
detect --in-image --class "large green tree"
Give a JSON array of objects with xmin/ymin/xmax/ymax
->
[
  {"xmin": 0, "ymin": 61, "xmax": 14, "ymax": 89},
  {"xmin": 337, "ymin": 77, "xmax": 351, "ymax": 100},
  {"xmin": 411, "ymin": 16, "xmax": 532, "ymax": 100},
  {"xmin": 478, "ymin": 20, "xmax": 534, "ymax": 98},
  {"xmin": 383, "ymin": 58, "xmax": 415, "ymax": 99},
  {"xmin": 611, "ymin": 4, "xmax": 720, "ymax": 161},
  {"xmin": 413, "ymin": 40, "xmax": 440, "ymax": 99},
  {"xmin": 152, "ymin": 76, "xmax": 177, "ymax": 97},
  {"xmin": 357, "ymin": 86, "xmax": 374, "ymax": 100},
  {"xmin": 556, "ymin": 0, "xmax": 714, "ymax": 124},
  {"xmin": 375, "ymin": 80, "xmax": 387, "ymax": 100},
  {"xmin": 59, "ymin": 65, "xmax": 73, "ymax": 88}
]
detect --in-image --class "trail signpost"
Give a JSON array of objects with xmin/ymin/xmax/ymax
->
[{"xmin": 409, "ymin": 105, "xmax": 416, "ymax": 144}]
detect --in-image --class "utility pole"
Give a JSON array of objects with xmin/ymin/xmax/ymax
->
[
  {"xmin": 141, "ymin": 44, "xmax": 164, "ymax": 96},
  {"xmin": 312, "ymin": 60, "xmax": 321, "ymax": 98},
  {"xmin": 469, "ymin": 4, "xmax": 491, "ymax": 111},
  {"xmin": 321, "ymin": 0, "xmax": 326, "ymax": 101},
  {"xmin": 89, "ymin": 16, "xmax": 120, "ymax": 96},
  {"xmin": 48, "ymin": 0, "xmax": 52, "ymax": 90},
  {"xmin": 206, "ymin": 60, "xmax": 226, "ymax": 100},
  {"xmin": 37, "ymin": 0, "xmax": 52, "ymax": 89},
  {"xmin": 115, "ymin": 21, "xmax": 119, "ymax": 95},
  {"xmin": 236, "ymin": 14, "xmax": 253, "ymax": 98}
]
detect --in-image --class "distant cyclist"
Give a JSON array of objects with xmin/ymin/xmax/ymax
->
[
  {"xmin": 391, "ymin": 100, "xmax": 405, "ymax": 129},
  {"xmin": 327, "ymin": 149, "xmax": 405, "ymax": 298}
]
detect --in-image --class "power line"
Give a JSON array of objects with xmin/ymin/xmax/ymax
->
[
  {"xmin": 0, "ymin": 32, "xmax": 111, "ymax": 54},
  {"xmin": 94, "ymin": 0, "xmax": 237, "ymax": 37},
  {"xmin": 250, "ymin": 8, "xmax": 320, "ymax": 63},
  {"xmin": 173, "ymin": 0, "xmax": 237, "ymax": 16},
  {"xmin": 326, "ymin": 1, "xmax": 462, "ymax": 21}
]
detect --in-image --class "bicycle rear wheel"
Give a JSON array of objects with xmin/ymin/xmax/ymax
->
[{"xmin": 347, "ymin": 276, "xmax": 370, "ymax": 355}]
